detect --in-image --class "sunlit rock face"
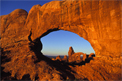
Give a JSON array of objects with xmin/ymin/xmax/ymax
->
[
  {"xmin": 1, "ymin": 0, "xmax": 121, "ymax": 80},
  {"xmin": 68, "ymin": 46, "xmax": 75, "ymax": 56},
  {"xmin": 68, "ymin": 46, "xmax": 85, "ymax": 63},
  {"xmin": 62, "ymin": 55, "xmax": 68, "ymax": 62}
]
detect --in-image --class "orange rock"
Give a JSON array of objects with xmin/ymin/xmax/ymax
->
[
  {"xmin": 51, "ymin": 58, "xmax": 56, "ymax": 61},
  {"xmin": 83, "ymin": 53, "xmax": 87, "ymax": 61},
  {"xmin": 68, "ymin": 52, "xmax": 84, "ymax": 63},
  {"xmin": 1, "ymin": 0, "xmax": 121, "ymax": 80},
  {"xmin": 55, "ymin": 55, "xmax": 62, "ymax": 61},
  {"xmin": 68, "ymin": 46, "xmax": 75, "ymax": 57},
  {"xmin": 88, "ymin": 53, "xmax": 95, "ymax": 58},
  {"xmin": 62, "ymin": 55, "xmax": 68, "ymax": 62}
]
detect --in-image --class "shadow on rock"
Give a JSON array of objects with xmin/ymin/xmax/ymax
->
[{"xmin": 67, "ymin": 57, "xmax": 94, "ymax": 67}]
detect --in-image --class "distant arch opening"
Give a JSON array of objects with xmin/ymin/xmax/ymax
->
[{"xmin": 40, "ymin": 30, "xmax": 95, "ymax": 59}]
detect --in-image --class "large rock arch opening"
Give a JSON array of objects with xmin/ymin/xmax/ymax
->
[
  {"xmin": 40, "ymin": 30, "xmax": 95, "ymax": 56},
  {"xmin": 40, "ymin": 29, "xmax": 95, "ymax": 64},
  {"xmin": 1, "ymin": 0, "xmax": 121, "ymax": 80},
  {"xmin": 28, "ymin": 27, "xmax": 96, "ymax": 60},
  {"xmin": 30, "ymin": 26, "xmax": 98, "ymax": 57}
]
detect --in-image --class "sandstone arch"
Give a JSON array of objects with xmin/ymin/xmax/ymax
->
[{"xmin": 1, "ymin": 0, "xmax": 121, "ymax": 80}]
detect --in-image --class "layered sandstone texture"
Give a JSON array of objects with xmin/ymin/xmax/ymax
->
[{"xmin": 1, "ymin": 0, "xmax": 121, "ymax": 80}]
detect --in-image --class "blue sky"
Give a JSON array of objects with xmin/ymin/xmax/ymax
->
[
  {"xmin": 1, "ymin": 0, "xmax": 52, "ymax": 15},
  {"xmin": 41, "ymin": 30, "xmax": 95, "ymax": 55},
  {"xmin": 1, "ymin": 0, "xmax": 95, "ymax": 56}
]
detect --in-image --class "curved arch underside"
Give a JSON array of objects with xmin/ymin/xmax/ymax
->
[{"xmin": 1, "ymin": 0, "xmax": 121, "ymax": 80}]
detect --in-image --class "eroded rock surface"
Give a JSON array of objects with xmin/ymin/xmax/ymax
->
[
  {"xmin": 82, "ymin": 53, "xmax": 87, "ymax": 61},
  {"xmin": 69, "ymin": 52, "xmax": 83, "ymax": 63},
  {"xmin": 62, "ymin": 55, "xmax": 68, "ymax": 62},
  {"xmin": 68, "ymin": 46, "xmax": 93, "ymax": 63},
  {"xmin": 68, "ymin": 46, "xmax": 75, "ymax": 56},
  {"xmin": 89, "ymin": 53, "xmax": 95, "ymax": 58},
  {"xmin": 1, "ymin": 0, "xmax": 121, "ymax": 80},
  {"xmin": 55, "ymin": 55, "xmax": 62, "ymax": 61}
]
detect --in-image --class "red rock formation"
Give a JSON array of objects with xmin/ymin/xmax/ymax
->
[
  {"xmin": 68, "ymin": 46, "xmax": 75, "ymax": 56},
  {"xmin": 56, "ymin": 55, "xmax": 62, "ymax": 61},
  {"xmin": 82, "ymin": 53, "xmax": 87, "ymax": 61},
  {"xmin": 62, "ymin": 55, "xmax": 68, "ymax": 62},
  {"xmin": 68, "ymin": 52, "xmax": 84, "ymax": 63},
  {"xmin": 51, "ymin": 58, "xmax": 56, "ymax": 61},
  {"xmin": 1, "ymin": 0, "xmax": 121, "ymax": 80},
  {"xmin": 88, "ymin": 53, "xmax": 95, "ymax": 58}
]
